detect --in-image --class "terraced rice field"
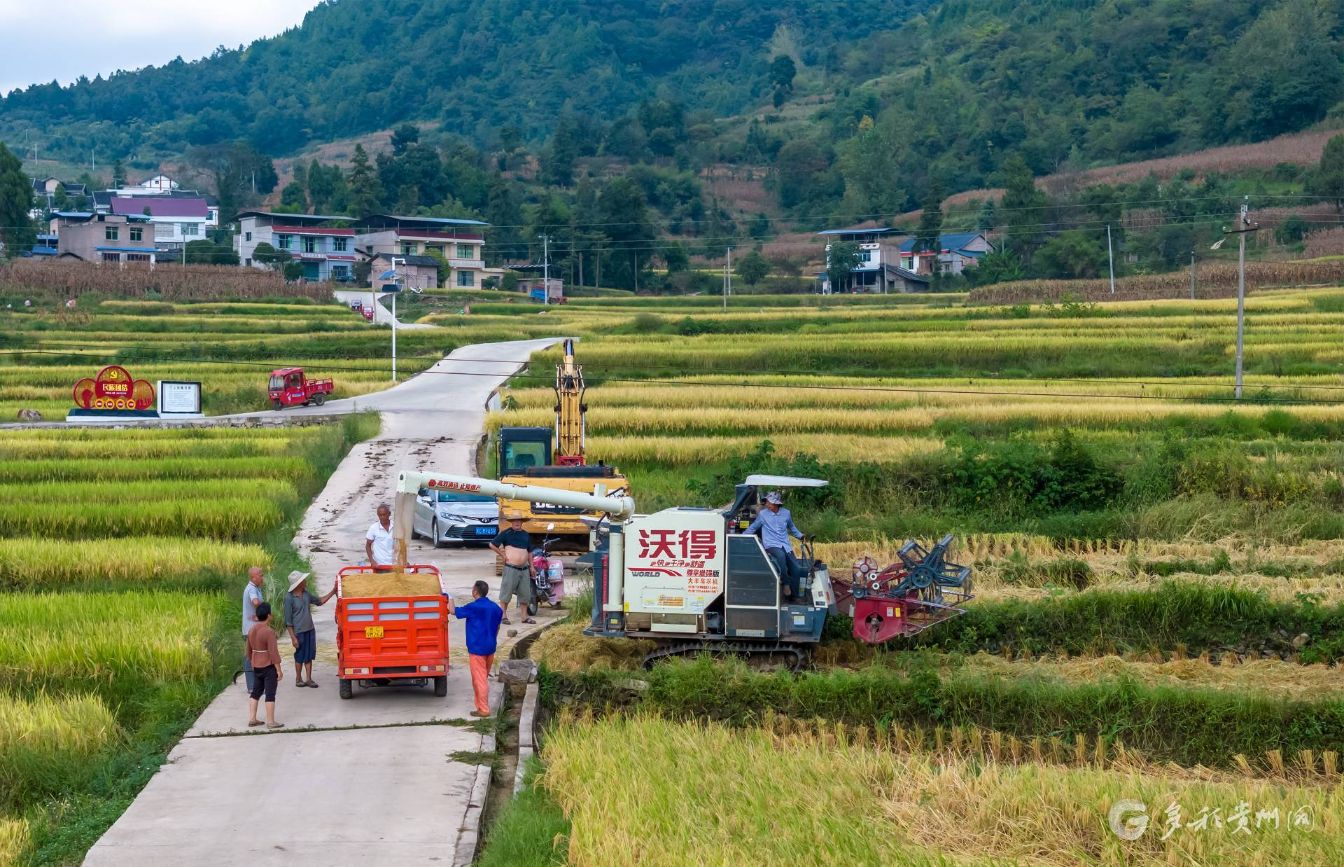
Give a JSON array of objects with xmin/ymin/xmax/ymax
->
[
  {"xmin": 0, "ymin": 297, "xmax": 479, "ymax": 419},
  {"xmin": 0, "ymin": 417, "xmax": 375, "ymax": 863},
  {"xmin": 479, "ymin": 286, "xmax": 1344, "ymax": 864}
]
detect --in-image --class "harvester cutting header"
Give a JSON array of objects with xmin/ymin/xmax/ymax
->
[{"xmin": 393, "ymin": 470, "xmax": 972, "ymax": 665}]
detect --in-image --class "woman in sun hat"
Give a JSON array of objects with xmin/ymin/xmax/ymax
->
[{"xmin": 283, "ymin": 570, "xmax": 336, "ymax": 688}]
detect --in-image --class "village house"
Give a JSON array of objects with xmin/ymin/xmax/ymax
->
[
  {"xmin": 109, "ymin": 196, "xmax": 214, "ymax": 251},
  {"xmin": 29, "ymin": 178, "xmax": 90, "ymax": 216},
  {"xmin": 369, "ymin": 252, "xmax": 440, "ymax": 291},
  {"xmin": 816, "ymin": 225, "xmax": 928, "ymax": 294},
  {"xmin": 52, "ymin": 212, "xmax": 157, "ymax": 264},
  {"xmin": 234, "ymin": 211, "xmax": 358, "ymax": 281},
  {"xmin": 354, "ymin": 214, "xmax": 497, "ymax": 289},
  {"xmin": 898, "ymin": 232, "xmax": 994, "ymax": 276}
]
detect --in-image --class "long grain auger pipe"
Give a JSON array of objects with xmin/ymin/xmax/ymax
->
[{"xmin": 391, "ymin": 470, "xmax": 637, "ymax": 562}]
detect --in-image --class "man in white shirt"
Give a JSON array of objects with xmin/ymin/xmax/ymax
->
[
  {"xmin": 241, "ymin": 566, "xmax": 265, "ymax": 691},
  {"xmin": 365, "ymin": 503, "xmax": 397, "ymax": 572}
]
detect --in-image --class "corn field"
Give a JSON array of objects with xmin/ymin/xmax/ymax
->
[
  {"xmin": 967, "ymin": 261, "xmax": 1344, "ymax": 304},
  {"xmin": 0, "ymin": 259, "xmax": 332, "ymax": 301}
]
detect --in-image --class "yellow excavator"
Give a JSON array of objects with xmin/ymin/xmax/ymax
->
[{"xmin": 494, "ymin": 338, "xmax": 629, "ymax": 555}]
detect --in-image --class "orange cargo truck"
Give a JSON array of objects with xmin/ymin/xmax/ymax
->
[{"xmin": 335, "ymin": 564, "xmax": 450, "ymax": 700}]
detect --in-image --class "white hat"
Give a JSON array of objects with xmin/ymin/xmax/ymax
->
[{"xmin": 287, "ymin": 570, "xmax": 310, "ymax": 591}]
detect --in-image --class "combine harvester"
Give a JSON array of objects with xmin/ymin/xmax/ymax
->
[{"xmin": 393, "ymin": 471, "xmax": 973, "ymax": 667}]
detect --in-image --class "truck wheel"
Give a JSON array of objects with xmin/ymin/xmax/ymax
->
[
  {"xmin": 272, "ymin": 399, "xmax": 283, "ymax": 411},
  {"xmin": 338, "ymin": 679, "xmax": 353, "ymax": 700},
  {"xmin": 433, "ymin": 676, "xmax": 448, "ymax": 697},
  {"xmin": 314, "ymin": 393, "xmax": 326, "ymax": 406}
]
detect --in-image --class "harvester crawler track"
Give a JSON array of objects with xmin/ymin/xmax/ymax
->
[{"xmin": 643, "ymin": 641, "xmax": 809, "ymax": 671}]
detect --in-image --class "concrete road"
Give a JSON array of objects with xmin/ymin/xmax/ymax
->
[{"xmin": 85, "ymin": 338, "xmax": 566, "ymax": 867}]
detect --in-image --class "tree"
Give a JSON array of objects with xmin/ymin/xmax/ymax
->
[
  {"xmin": 390, "ymin": 123, "xmax": 420, "ymax": 156},
  {"xmin": 596, "ymin": 177, "xmax": 654, "ymax": 290},
  {"xmin": 189, "ymin": 140, "xmax": 275, "ymax": 222},
  {"xmin": 735, "ymin": 248, "xmax": 770, "ymax": 286},
  {"xmin": 824, "ymin": 240, "xmax": 862, "ymax": 293},
  {"xmin": 773, "ymin": 138, "xmax": 837, "ymax": 210},
  {"xmin": 0, "ymin": 143, "xmax": 34, "ymax": 258},
  {"xmin": 346, "ymin": 144, "xmax": 383, "ymax": 218},
  {"xmin": 542, "ymin": 115, "xmax": 581, "ymax": 186},
  {"xmin": 1032, "ymin": 229, "xmax": 1108, "ymax": 279},
  {"xmin": 112, "ymin": 159, "xmax": 127, "ymax": 188},
  {"xmin": 251, "ymin": 241, "xmax": 291, "ymax": 269},
  {"xmin": 914, "ymin": 183, "xmax": 944, "ymax": 255},
  {"xmin": 663, "ymin": 241, "xmax": 689, "ymax": 273},
  {"xmin": 769, "ymin": 55, "xmax": 797, "ymax": 105},
  {"xmin": 1314, "ymin": 134, "xmax": 1344, "ymax": 212},
  {"xmin": 280, "ymin": 181, "xmax": 307, "ymax": 211},
  {"xmin": 997, "ymin": 155, "xmax": 1048, "ymax": 257}
]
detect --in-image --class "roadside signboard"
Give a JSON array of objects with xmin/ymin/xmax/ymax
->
[
  {"xmin": 157, "ymin": 380, "xmax": 203, "ymax": 416},
  {"xmin": 72, "ymin": 365, "xmax": 154, "ymax": 412}
]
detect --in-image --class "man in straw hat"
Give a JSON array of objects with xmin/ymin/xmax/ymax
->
[
  {"xmin": 283, "ymin": 570, "xmax": 337, "ymax": 688},
  {"xmin": 489, "ymin": 511, "xmax": 535, "ymax": 625}
]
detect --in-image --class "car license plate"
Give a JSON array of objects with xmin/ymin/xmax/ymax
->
[
  {"xmin": 475, "ymin": 526, "xmax": 496, "ymax": 536},
  {"xmin": 364, "ymin": 626, "xmax": 384, "ymax": 639}
]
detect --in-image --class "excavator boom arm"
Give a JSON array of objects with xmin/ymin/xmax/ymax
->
[{"xmin": 554, "ymin": 338, "xmax": 586, "ymax": 463}]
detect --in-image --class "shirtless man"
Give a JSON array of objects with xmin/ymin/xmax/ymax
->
[{"xmin": 489, "ymin": 511, "xmax": 535, "ymax": 625}]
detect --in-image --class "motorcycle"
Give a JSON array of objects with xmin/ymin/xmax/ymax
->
[{"xmin": 527, "ymin": 524, "xmax": 566, "ymax": 616}]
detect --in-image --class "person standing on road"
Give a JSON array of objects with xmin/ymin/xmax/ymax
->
[
  {"xmin": 489, "ymin": 512, "xmax": 534, "ymax": 625},
  {"xmin": 284, "ymin": 571, "xmax": 337, "ymax": 688},
  {"xmin": 747, "ymin": 492, "xmax": 805, "ymax": 602},
  {"xmin": 365, "ymin": 503, "xmax": 397, "ymax": 572},
  {"xmin": 246, "ymin": 602, "xmax": 285, "ymax": 729},
  {"xmin": 447, "ymin": 580, "xmax": 503, "ymax": 718},
  {"xmin": 241, "ymin": 566, "xmax": 266, "ymax": 692}
]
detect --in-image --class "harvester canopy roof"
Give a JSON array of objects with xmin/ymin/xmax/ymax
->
[{"xmin": 742, "ymin": 474, "xmax": 828, "ymax": 489}]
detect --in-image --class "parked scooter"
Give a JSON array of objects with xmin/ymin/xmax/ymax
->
[{"xmin": 527, "ymin": 524, "xmax": 566, "ymax": 615}]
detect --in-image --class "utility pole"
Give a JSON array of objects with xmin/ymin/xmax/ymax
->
[
  {"xmin": 1106, "ymin": 224, "xmax": 1116, "ymax": 294},
  {"xmin": 542, "ymin": 234, "xmax": 550, "ymax": 306},
  {"xmin": 725, "ymin": 246, "xmax": 733, "ymax": 307},
  {"xmin": 1189, "ymin": 250, "xmax": 1196, "ymax": 300},
  {"xmin": 1221, "ymin": 197, "xmax": 1259, "ymax": 400}
]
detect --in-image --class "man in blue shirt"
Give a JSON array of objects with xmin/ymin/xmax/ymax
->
[
  {"xmin": 746, "ymin": 491, "xmax": 806, "ymax": 602},
  {"xmin": 448, "ymin": 580, "xmax": 503, "ymax": 717}
]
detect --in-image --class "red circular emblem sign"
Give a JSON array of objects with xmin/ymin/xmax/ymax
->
[{"xmin": 73, "ymin": 366, "xmax": 155, "ymax": 411}]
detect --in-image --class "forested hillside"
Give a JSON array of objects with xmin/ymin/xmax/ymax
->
[
  {"xmin": 3, "ymin": 0, "xmax": 1340, "ymax": 194},
  {"xmin": 0, "ymin": 0, "xmax": 931, "ymax": 161}
]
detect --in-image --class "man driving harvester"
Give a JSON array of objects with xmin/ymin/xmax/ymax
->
[
  {"xmin": 490, "ymin": 511, "xmax": 535, "ymax": 625},
  {"xmin": 747, "ymin": 491, "xmax": 806, "ymax": 602}
]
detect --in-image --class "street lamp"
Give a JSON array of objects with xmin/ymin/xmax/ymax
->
[{"xmin": 379, "ymin": 258, "xmax": 406, "ymax": 383}]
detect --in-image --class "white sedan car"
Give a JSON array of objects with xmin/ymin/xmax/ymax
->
[{"xmin": 411, "ymin": 487, "xmax": 499, "ymax": 547}]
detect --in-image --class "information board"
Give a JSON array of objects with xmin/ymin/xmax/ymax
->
[{"xmin": 157, "ymin": 380, "xmax": 202, "ymax": 415}]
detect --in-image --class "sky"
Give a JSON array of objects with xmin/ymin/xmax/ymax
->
[{"xmin": 0, "ymin": 0, "xmax": 322, "ymax": 95}]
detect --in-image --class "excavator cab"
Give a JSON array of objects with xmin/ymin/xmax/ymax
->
[{"xmin": 498, "ymin": 427, "xmax": 551, "ymax": 475}]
